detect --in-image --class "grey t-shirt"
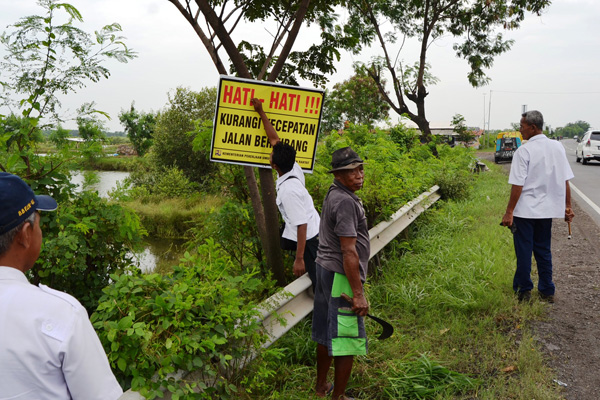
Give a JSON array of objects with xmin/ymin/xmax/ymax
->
[{"xmin": 316, "ymin": 180, "xmax": 370, "ymax": 282}]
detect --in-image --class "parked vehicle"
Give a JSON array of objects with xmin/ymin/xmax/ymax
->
[
  {"xmin": 575, "ymin": 130, "xmax": 600, "ymax": 165},
  {"xmin": 494, "ymin": 132, "xmax": 522, "ymax": 163}
]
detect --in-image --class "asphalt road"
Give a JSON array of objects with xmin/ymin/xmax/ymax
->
[{"xmin": 560, "ymin": 138, "xmax": 600, "ymax": 228}]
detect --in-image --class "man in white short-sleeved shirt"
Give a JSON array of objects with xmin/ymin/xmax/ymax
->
[
  {"xmin": 501, "ymin": 111, "xmax": 575, "ymax": 303},
  {"xmin": 251, "ymin": 98, "xmax": 320, "ymax": 286},
  {"xmin": 0, "ymin": 172, "xmax": 123, "ymax": 400}
]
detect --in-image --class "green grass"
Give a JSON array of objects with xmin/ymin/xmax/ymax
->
[
  {"xmin": 122, "ymin": 194, "xmax": 225, "ymax": 239},
  {"xmin": 252, "ymin": 163, "xmax": 563, "ymax": 400},
  {"xmin": 75, "ymin": 155, "xmax": 145, "ymax": 171}
]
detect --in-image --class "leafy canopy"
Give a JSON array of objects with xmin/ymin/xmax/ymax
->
[
  {"xmin": 347, "ymin": 0, "xmax": 551, "ymax": 137},
  {"xmin": 321, "ymin": 67, "xmax": 391, "ymax": 133},
  {"xmin": 119, "ymin": 103, "xmax": 156, "ymax": 156},
  {"xmin": 152, "ymin": 87, "xmax": 218, "ymax": 185},
  {"xmin": 0, "ymin": 0, "xmax": 136, "ymax": 126}
]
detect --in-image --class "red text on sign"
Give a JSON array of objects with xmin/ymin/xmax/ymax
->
[
  {"xmin": 222, "ymin": 85, "xmax": 255, "ymax": 106},
  {"xmin": 270, "ymin": 92, "xmax": 301, "ymax": 112}
]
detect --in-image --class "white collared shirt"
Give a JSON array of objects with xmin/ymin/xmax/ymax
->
[
  {"xmin": 0, "ymin": 266, "xmax": 123, "ymax": 400},
  {"xmin": 276, "ymin": 163, "xmax": 320, "ymax": 241},
  {"xmin": 508, "ymin": 134, "xmax": 574, "ymax": 218}
]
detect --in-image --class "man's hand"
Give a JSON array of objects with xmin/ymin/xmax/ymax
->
[
  {"xmin": 350, "ymin": 292, "xmax": 369, "ymax": 317},
  {"xmin": 565, "ymin": 207, "xmax": 575, "ymax": 223},
  {"xmin": 501, "ymin": 211, "xmax": 514, "ymax": 227},
  {"xmin": 251, "ymin": 98, "xmax": 264, "ymax": 113},
  {"xmin": 293, "ymin": 258, "xmax": 306, "ymax": 277}
]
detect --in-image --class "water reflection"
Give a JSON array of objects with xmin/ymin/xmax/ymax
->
[
  {"xmin": 132, "ymin": 238, "xmax": 186, "ymax": 274},
  {"xmin": 70, "ymin": 170, "xmax": 130, "ymax": 198},
  {"xmin": 70, "ymin": 170, "xmax": 182, "ymax": 274}
]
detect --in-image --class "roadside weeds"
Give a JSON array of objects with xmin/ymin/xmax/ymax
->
[{"xmin": 257, "ymin": 159, "xmax": 565, "ymax": 399}]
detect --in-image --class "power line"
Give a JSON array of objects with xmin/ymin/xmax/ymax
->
[{"xmin": 491, "ymin": 90, "xmax": 600, "ymax": 95}]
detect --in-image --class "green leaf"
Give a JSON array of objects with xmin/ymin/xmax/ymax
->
[
  {"xmin": 117, "ymin": 357, "xmax": 127, "ymax": 372},
  {"xmin": 117, "ymin": 316, "xmax": 134, "ymax": 330}
]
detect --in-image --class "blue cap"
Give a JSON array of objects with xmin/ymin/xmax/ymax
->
[{"xmin": 0, "ymin": 173, "xmax": 57, "ymax": 235}]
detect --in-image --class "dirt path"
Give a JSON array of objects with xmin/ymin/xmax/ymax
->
[
  {"xmin": 478, "ymin": 153, "xmax": 600, "ymax": 399},
  {"xmin": 534, "ymin": 199, "xmax": 600, "ymax": 399}
]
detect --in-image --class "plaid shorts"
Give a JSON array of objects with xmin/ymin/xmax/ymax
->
[{"xmin": 311, "ymin": 265, "xmax": 367, "ymax": 356}]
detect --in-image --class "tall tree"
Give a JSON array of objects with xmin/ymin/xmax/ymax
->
[
  {"xmin": 321, "ymin": 67, "xmax": 391, "ymax": 133},
  {"xmin": 152, "ymin": 87, "xmax": 217, "ymax": 185},
  {"xmin": 349, "ymin": 0, "xmax": 551, "ymax": 142},
  {"xmin": 119, "ymin": 103, "xmax": 156, "ymax": 156},
  {"xmin": 554, "ymin": 120, "xmax": 590, "ymax": 139},
  {"xmin": 0, "ymin": 0, "xmax": 135, "ymax": 182},
  {"xmin": 451, "ymin": 113, "xmax": 475, "ymax": 146},
  {"xmin": 167, "ymin": 0, "xmax": 364, "ymax": 285}
]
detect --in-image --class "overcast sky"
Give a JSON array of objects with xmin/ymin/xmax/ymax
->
[{"xmin": 0, "ymin": 0, "xmax": 598, "ymax": 133}]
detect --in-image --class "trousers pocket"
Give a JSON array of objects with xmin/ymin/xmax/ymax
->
[{"xmin": 337, "ymin": 313, "xmax": 358, "ymax": 337}]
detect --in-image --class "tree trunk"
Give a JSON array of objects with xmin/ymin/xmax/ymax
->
[
  {"xmin": 258, "ymin": 168, "xmax": 286, "ymax": 285},
  {"xmin": 169, "ymin": 0, "xmax": 288, "ymax": 285}
]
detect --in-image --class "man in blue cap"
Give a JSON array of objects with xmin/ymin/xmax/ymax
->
[{"xmin": 0, "ymin": 173, "xmax": 123, "ymax": 399}]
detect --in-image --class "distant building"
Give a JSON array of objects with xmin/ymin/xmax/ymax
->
[{"xmin": 429, "ymin": 125, "xmax": 482, "ymax": 149}]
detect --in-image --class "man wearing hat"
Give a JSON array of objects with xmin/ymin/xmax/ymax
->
[
  {"xmin": 0, "ymin": 173, "xmax": 123, "ymax": 399},
  {"xmin": 313, "ymin": 147, "xmax": 369, "ymax": 400}
]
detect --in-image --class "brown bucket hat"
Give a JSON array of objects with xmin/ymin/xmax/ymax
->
[{"xmin": 327, "ymin": 146, "xmax": 364, "ymax": 173}]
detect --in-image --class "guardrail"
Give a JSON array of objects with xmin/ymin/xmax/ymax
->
[
  {"xmin": 120, "ymin": 185, "xmax": 440, "ymax": 399},
  {"xmin": 259, "ymin": 185, "xmax": 440, "ymax": 347}
]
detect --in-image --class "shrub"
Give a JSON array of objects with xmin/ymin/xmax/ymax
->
[
  {"xmin": 187, "ymin": 201, "xmax": 264, "ymax": 274},
  {"xmin": 434, "ymin": 145, "xmax": 476, "ymax": 201},
  {"xmin": 115, "ymin": 165, "xmax": 199, "ymax": 203},
  {"xmin": 31, "ymin": 190, "xmax": 146, "ymax": 314},
  {"xmin": 92, "ymin": 240, "xmax": 281, "ymax": 399},
  {"xmin": 308, "ymin": 124, "xmax": 476, "ymax": 226}
]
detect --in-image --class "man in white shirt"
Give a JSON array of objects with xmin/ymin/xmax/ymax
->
[
  {"xmin": 501, "ymin": 111, "xmax": 575, "ymax": 303},
  {"xmin": 251, "ymin": 98, "xmax": 320, "ymax": 286},
  {"xmin": 0, "ymin": 172, "xmax": 123, "ymax": 400}
]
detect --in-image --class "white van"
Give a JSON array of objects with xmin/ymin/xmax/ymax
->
[{"xmin": 576, "ymin": 130, "xmax": 600, "ymax": 165}]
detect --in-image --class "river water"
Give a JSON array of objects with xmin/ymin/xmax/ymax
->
[
  {"xmin": 70, "ymin": 170, "xmax": 130, "ymax": 198},
  {"xmin": 70, "ymin": 170, "xmax": 182, "ymax": 273}
]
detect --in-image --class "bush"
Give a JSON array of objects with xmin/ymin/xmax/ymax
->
[
  {"xmin": 152, "ymin": 87, "xmax": 218, "ymax": 185},
  {"xmin": 31, "ymin": 191, "xmax": 146, "ymax": 314},
  {"xmin": 187, "ymin": 201, "xmax": 264, "ymax": 274},
  {"xmin": 434, "ymin": 145, "xmax": 476, "ymax": 201},
  {"xmin": 114, "ymin": 165, "xmax": 199, "ymax": 203},
  {"xmin": 92, "ymin": 240, "xmax": 281, "ymax": 399},
  {"xmin": 308, "ymin": 124, "xmax": 474, "ymax": 227}
]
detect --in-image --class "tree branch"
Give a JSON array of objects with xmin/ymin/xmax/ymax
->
[
  {"xmin": 169, "ymin": 0, "xmax": 227, "ymax": 74},
  {"xmin": 195, "ymin": 0, "xmax": 252, "ymax": 78},
  {"xmin": 267, "ymin": 0, "xmax": 310, "ymax": 81}
]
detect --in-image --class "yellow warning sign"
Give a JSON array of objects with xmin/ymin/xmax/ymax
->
[{"xmin": 210, "ymin": 76, "xmax": 324, "ymax": 171}]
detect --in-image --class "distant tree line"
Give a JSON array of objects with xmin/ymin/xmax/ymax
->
[{"xmin": 553, "ymin": 121, "xmax": 590, "ymax": 138}]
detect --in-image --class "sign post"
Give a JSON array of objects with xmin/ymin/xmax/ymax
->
[{"xmin": 210, "ymin": 76, "xmax": 324, "ymax": 172}]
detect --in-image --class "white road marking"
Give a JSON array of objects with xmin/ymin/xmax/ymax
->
[{"xmin": 571, "ymin": 183, "xmax": 600, "ymax": 217}]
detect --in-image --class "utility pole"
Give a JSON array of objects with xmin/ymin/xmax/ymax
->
[
  {"xmin": 483, "ymin": 93, "xmax": 486, "ymax": 147},
  {"xmin": 487, "ymin": 90, "xmax": 492, "ymax": 132}
]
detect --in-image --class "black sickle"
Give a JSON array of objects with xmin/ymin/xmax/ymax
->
[{"xmin": 340, "ymin": 293, "xmax": 394, "ymax": 340}]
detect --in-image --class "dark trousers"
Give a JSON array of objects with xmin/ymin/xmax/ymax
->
[
  {"xmin": 512, "ymin": 217, "xmax": 555, "ymax": 296},
  {"xmin": 304, "ymin": 236, "xmax": 319, "ymax": 287}
]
